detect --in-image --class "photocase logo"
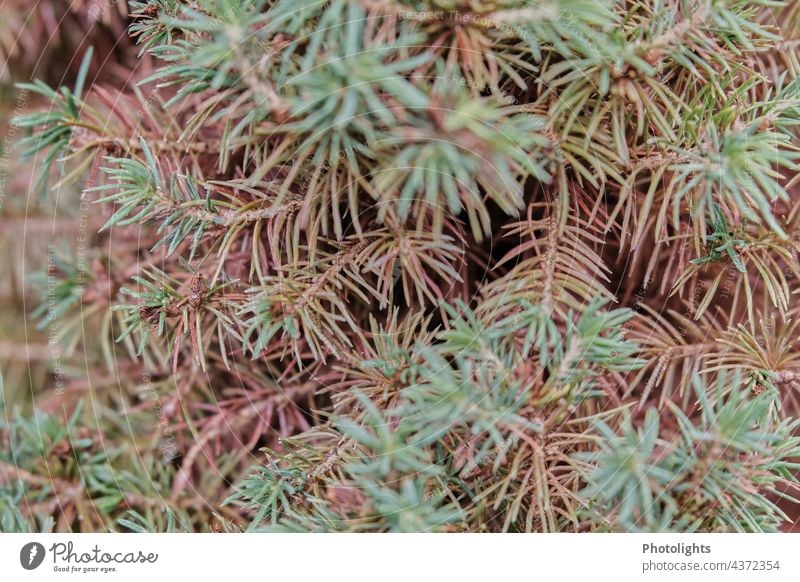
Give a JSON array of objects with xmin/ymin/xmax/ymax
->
[{"xmin": 19, "ymin": 542, "xmax": 46, "ymax": 570}]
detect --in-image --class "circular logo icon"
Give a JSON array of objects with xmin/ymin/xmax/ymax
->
[{"xmin": 19, "ymin": 542, "xmax": 46, "ymax": 570}]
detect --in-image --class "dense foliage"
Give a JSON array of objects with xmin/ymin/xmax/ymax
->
[{"xmin": 2, "ymin": 0, "xmax": 800, "ymax": 532}]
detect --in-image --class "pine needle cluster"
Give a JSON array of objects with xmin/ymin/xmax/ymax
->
[{"xmin": 2, "ymin": 0, "xmax": 800, "ymax": 532}]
